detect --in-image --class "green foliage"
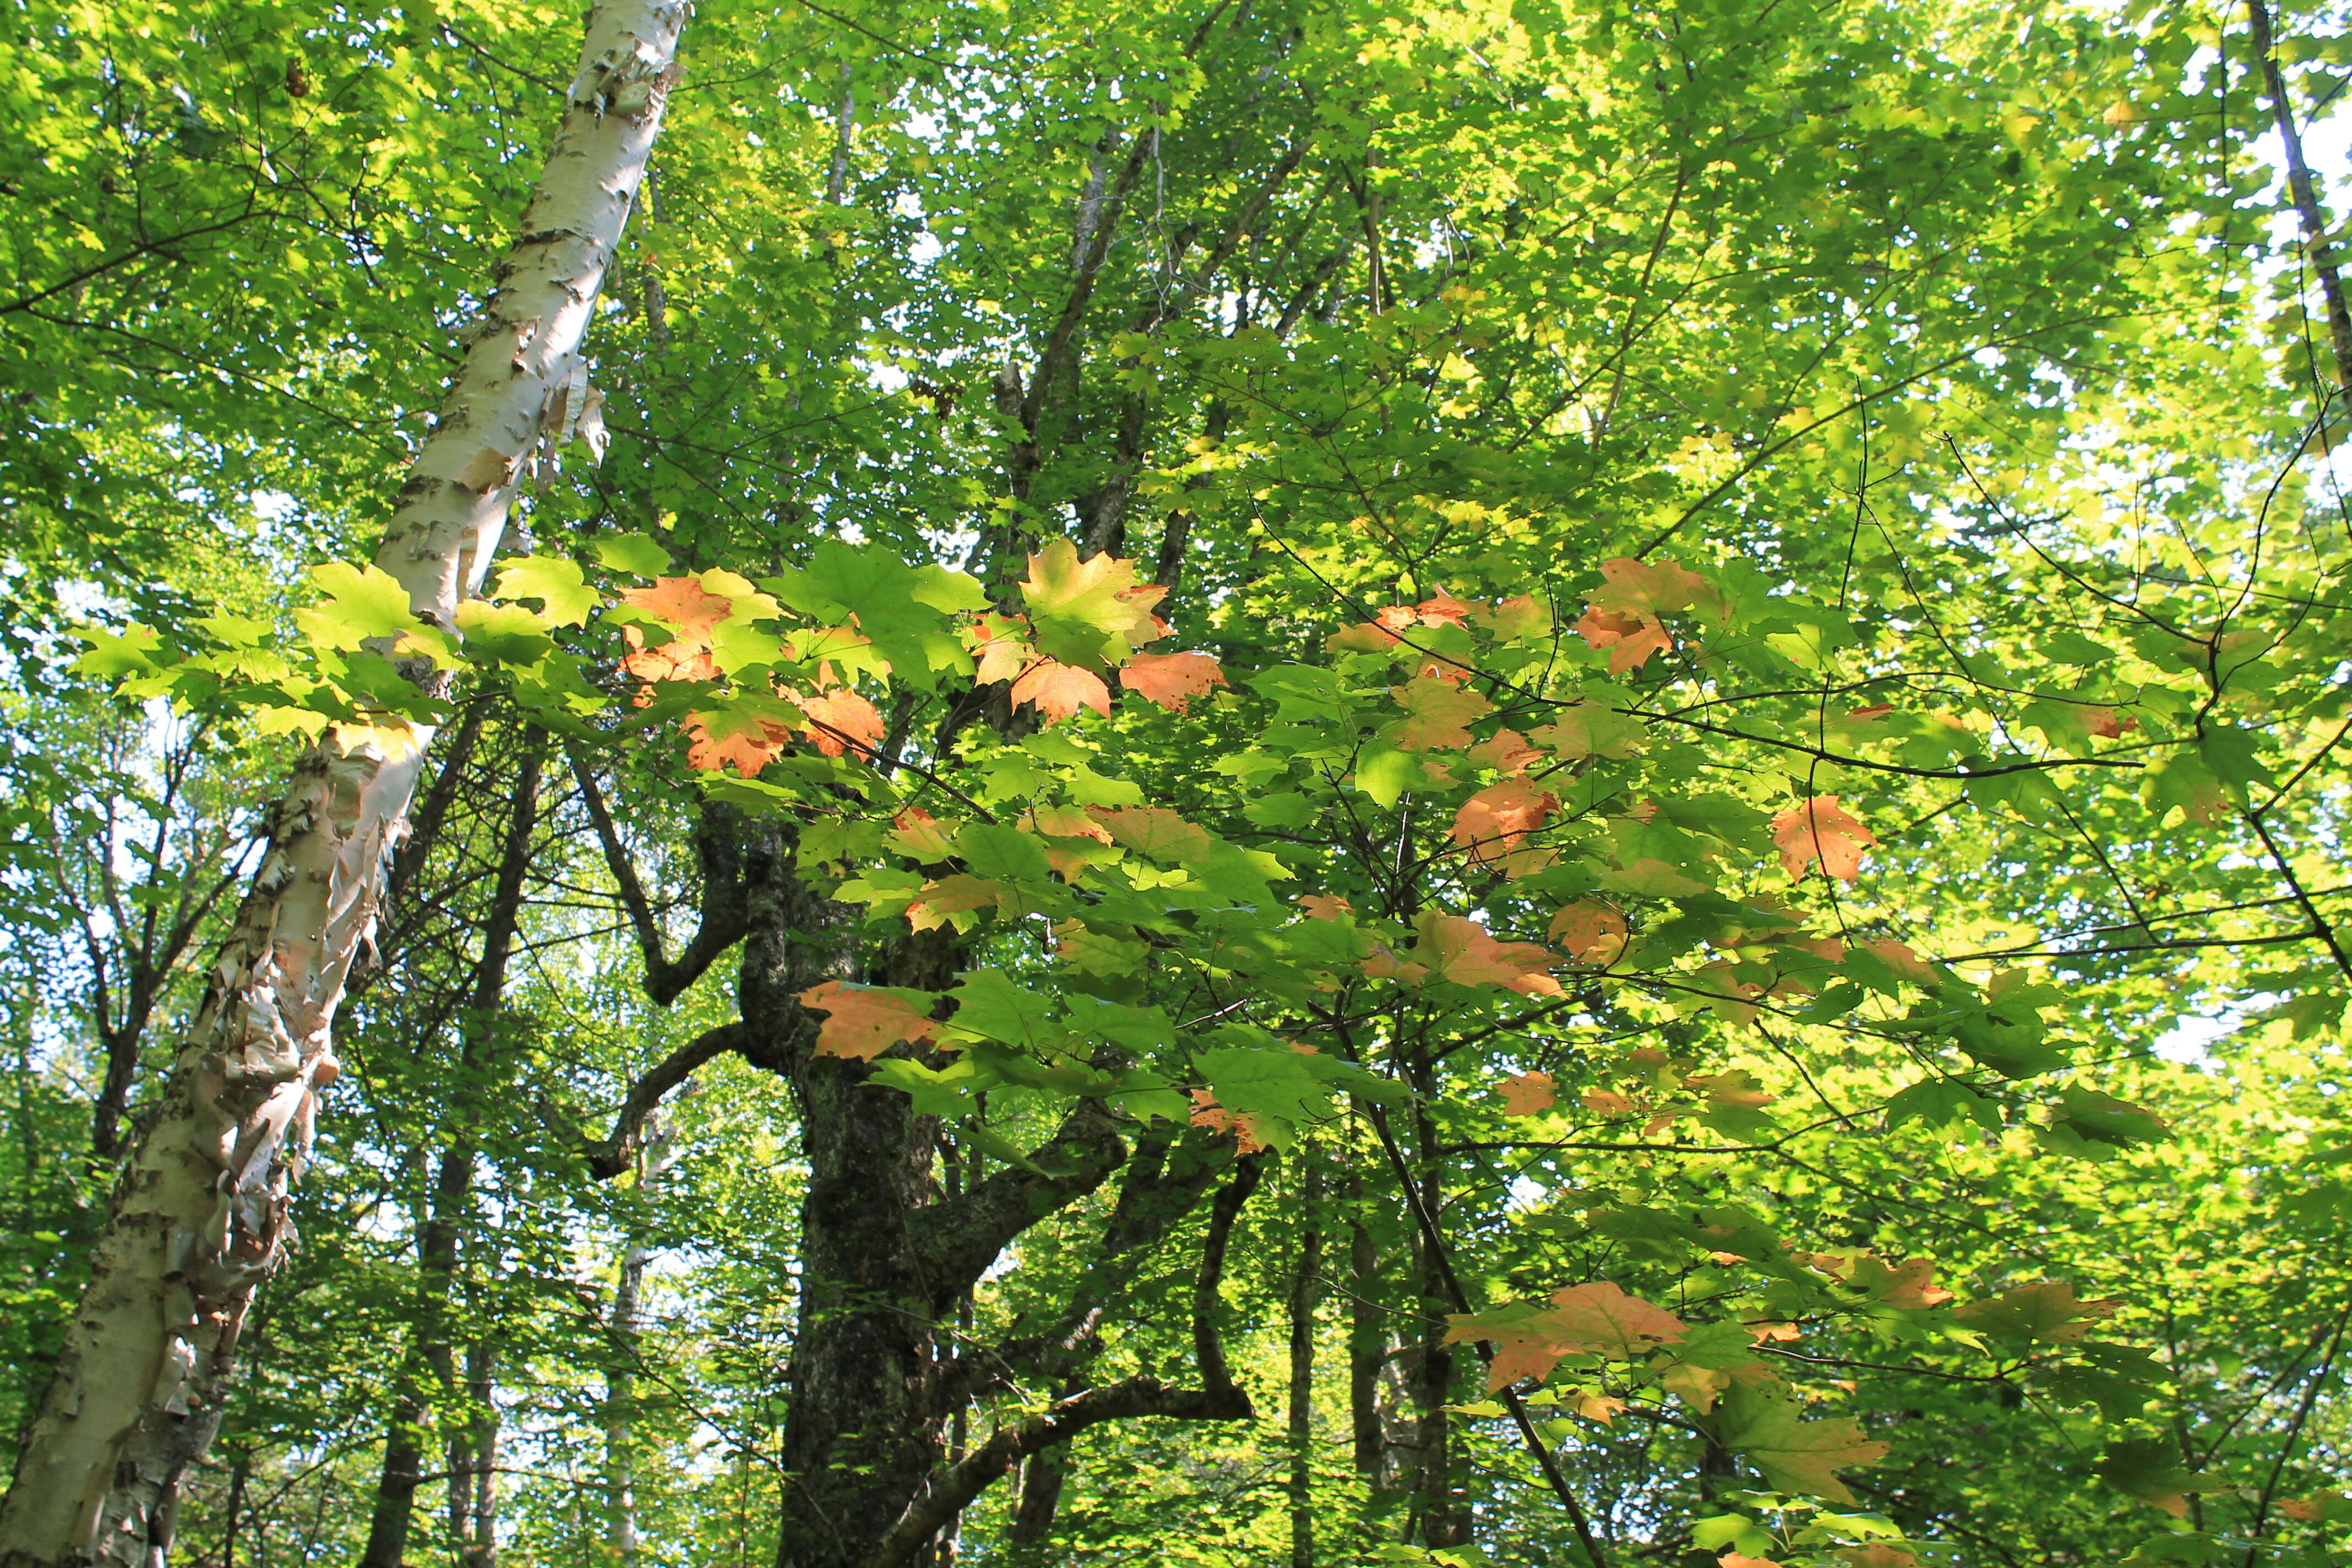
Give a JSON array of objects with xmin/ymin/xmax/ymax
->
[{"xmin": 12, "ymin": 0, "xmax": 2352, "ymax": 1560}]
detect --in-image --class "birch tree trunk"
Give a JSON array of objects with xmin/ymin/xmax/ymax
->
[{"xmin": 0, "ymin": 8, "xmax": 685, "ymax": 1562}]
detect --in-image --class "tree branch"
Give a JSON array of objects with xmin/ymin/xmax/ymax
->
[
  {"xmin": 584, "ymin": 1021, "xmax": 748, "ymax": 1179},
  {"xmin": 858, "ymin": 1374, "xmax": 1252, "ymax": 1568}
]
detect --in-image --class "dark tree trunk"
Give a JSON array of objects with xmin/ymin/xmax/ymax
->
[
  {"xmin": 1287, "ymin": 1166, "xmax": 1322, "ymax": 1568},
  {"xmin": 359, "ymin": 741, "xmax": 543, "ymax": 1568}
]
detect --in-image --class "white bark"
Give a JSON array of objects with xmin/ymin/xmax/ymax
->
[{"xmin": 0, "ymin": 5, "xmax": 687, "ymax": 1562}]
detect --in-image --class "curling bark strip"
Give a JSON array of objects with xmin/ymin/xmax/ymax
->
[{"xmin": 0, "ymin": 5, "xmax": 686, "ymax": 1563}]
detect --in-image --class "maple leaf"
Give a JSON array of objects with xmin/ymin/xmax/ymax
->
[
  {"xmin": 1358, "ymin": 948, "xmax": 1431, "ymax": 986},
  {"xmin": 1543, "ymin": 1282, "xmax": 1690, "ymax": 1355},
  {"xmin": 1586, "ymin": 557, "xmax": 1723, "ymax": 620},
  {"xmin": 970, "ymin": 612, "xmax": 1037, "ymax": 684},
  {"xmin": 1661, "ymin": 1360, "xmax": 1733, "ymax": 1412},
  {"xmin": 683, "ymin": 710, "xmax": 793, "ymax": 777},
  {"xmin": 1477, "ymin": 594, "xmax": 1552, "ymax": 640},
  {"xmin": 1451, "ymin": 781, "xmax": 1558, "ymax": 863},
  {"xmin": 1845, "ymin": 1253, "xmax": 1955, "ymax": 1309},
  {"xmin": 1467, "ymin": 728, "xmax": 1543, "ymax": 774},
  {"xmin": 1011, "ymin": 659, "xmax": 1113, "ymax": 722},
  {"xmin": 1412, "ymin": 591, "xmax": 1479, "ymax": 625},
  {"xmin": 1328, "ymin": 619, "xmax": 1406, "ymax": 652},
  {"xmin": 621, "ymin": 575, "xmax": 734, "ymax": 641},
  {"xmin": 1531, "ymin": 703, "xmax": 1645, "ymax": 760},
  {"xmin": 1088, "ymin": 805, "xmax": 1213, "ymax": 863},
  {"xmin": 1298, "ymin": 894, "xmax": 1354, "ymax": 921},
  {"xmin": 1712, "ymin": 1375, "xmax": 1889, "ymax": 1503},
  {"xmin": 1954, "ymin": 1280, "xmax": 2120, "ymax": 1346},
  {"xmin": 1498, "ymin": 1070, "xmax": 1556, "ymax": 1116},
  {"xmin": 1863, "ymin": 938, "xmax": 1936, "ymax": 986},
  {"xmin": 1405, "ymin": 911, "xmax": 1561, "ymax": 995},
  {"xmin": 2280, "ymin": 1491, "xmax": 2350, "ymax": 1522},
  {"xmin": 1582, "ymin": 1088, "xmax": 1637, "ymax": 1116},
  {"xmin": 1024, "ymin": 805, "xmax": 1113, "ymax": 844},
  {"xmin": 1019, "ymin": 539, "xmax": 1162, "ymax": 665},
  {"xmin": 1575, "ymin": 607, "xmax": 1673, "ymax": 673},
  {"xmin": 1839, "ymin": 1548, "xmax": 1919, "ymax": 1568},
  {"xmin": 1389, "ymin": 676, "xmax": 1494, "ymax": 749},
  {"xmin": 906, "ymin": 874, "xmax": 1003, "ymax": 932},
  {"xmin": 1771, "ymin": 796, "xmax": 1878, "ymax": 881},
  {"xmin": 2098, "ymin": 1437, "xmax": 2221, "ymax": 1519},
  {"xmin": 797, "ymin": 981, "xmax": 939, "ymax": 1061},
  {"xmin": 887, "ymin": 808, "xmax": 959, "ymax": 860},
  {"xmin": 1119, "ymin": 650, "xmax": 1227, "ymax": 711},
  {"xmin": 1549, "ymin": 899, "xmax": 1629, "ymax": 966},
  {"xmin": 793, "ymin": 687, "xmax": 885, "ymax": 758},
  {"xmin": 620, "ymin": 624, "xmax": 720, "ymax": 685},
  {"xmin": 1188, "ymin": 1088, "xmax": 1273, "ymax": 1153},
  {"xmin": 1719, "ymin": 1555, "xmax": 1784, "ymax": 1568}
]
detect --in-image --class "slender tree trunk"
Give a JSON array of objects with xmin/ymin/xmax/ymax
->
[
  {"xmin": 0, "ymin": 9, "xmax": 681, "ymax": 1564},
  {"xmin": 2247, "ymin": 0, "xmax": 2352, "ymax": 397},
  {"xmin": 605, "ymin": 1086, "xmax": 693, "ymax": 1567},
  {"xmin": 456, "ymin": 1340, "xmax": 499, "ymax": 1568},
  {"xmin": 1004, "ymin": 1442, "xmax": 1066, "ymax": 1558},
  {"xmin": 1287, "ymin": 1166, "xmax": 1322, "ymax": 1568},
  {"xmin": 361, "ymin": 746, "xmax": 543, "ymax": 1568}
]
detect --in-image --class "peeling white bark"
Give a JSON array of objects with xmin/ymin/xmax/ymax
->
[{"xmin": 0, "ymin": 6, "xmax": 687, "ymax": 1563}]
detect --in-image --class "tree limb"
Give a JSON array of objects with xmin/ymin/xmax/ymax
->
[{"xmin": 584, "ymin": 1021, "xmax": 749, "ymax": 1180}]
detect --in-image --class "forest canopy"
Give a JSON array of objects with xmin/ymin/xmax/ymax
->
[{"xmin": 2, "ymin": 0, "xmax": 2349, "ymax": 1566}]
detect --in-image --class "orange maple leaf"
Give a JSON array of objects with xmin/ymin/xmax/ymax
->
[
  {"xmin": 1412, "ymin": 591, "xmax": 1479, "ymax": 625},
  {"xmin": 906, "ymin": 874, "xmax": 1002, "ymax": 932},
  {"xmin": 970, "ymin": 612, "xmax": 1037, "ymax": 685},
  {"xmin": 1467, "ymin": 728, "xmax": 1544, "ymax": 775},
  {"xmin": 1025, "ymin": 804, "xmax": 1114, "ymax": 844},
  {"xmin": 1582, "ymin": 1087, "xmax": 1637, "ymax": 1117},
  {"xmin": 682, "ymin": 710, "xmax": 794, "ymax": 777},
  {"xmin": 1298, "ymin": 894, "xmax": 1354, "ymax": 921},
  {"xmin": 1586, "ymin": 557, "xmax": 1721, "ymax": 619},
  {"xmin": 1549, "ymin": 899, "xmax": 1629, "ymax": 966},
  {"xmin": 793, "ymin": 687, "xmax": 885, "ymax": 758},
  {"xmin": 1451, "ymin": 781, "xmax": 1558, "ymax": 863},
  {"xmin": 1771, "ymin": 796, "xmax": 1878, "ymax": 881},
  {"xmin": 1011, "ymin": 660, "xmax": 1113, "ymax": 722},
  {"xmin": 797, "ymin": 980, "xmax": 938, "ymax": 1061},
  {"xmin": 1575, "ymin": 606, "xmax": 1673, "ymax": 674},
  {"xmin": 1841, "ymin": 1253, "xmax": 1956, "ymax": 1310},
  {"xmin": 1445, "ymin": 1281, "xmax": 1689, "ymax": 1392},
  {"xmin": 620, "ymin": 575, "xmax": 734, "ymax": 641},
  {"xmin": 620, "ymin": 624, "xmax": 720, "ymax": 685},
  {"xmin": 1188, "ymin": 1088, "xmax": 1273, "ymax": 1153},
  {"xmin": 1119, "ymin": 651, "xmax": 1228, "ymax": 712},
  {"xmin": 1390, "ymin": 676, "xmax": 1495, "ymax": 749},
  {"xmin": 1499, "ymin": 1070, "xmax": 1556, "ymax": 1116},
  {"xmin": 1403, "ymin": 911, "xmax": 1561, "ymax": 995},
  {"xmin": 887, "ymin": 808, "xmax": 959, "ymax": 860}
]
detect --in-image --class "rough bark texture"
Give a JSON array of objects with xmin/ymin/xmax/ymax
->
[{"xmin": 0, "ymin": 9, "xmax": 682, "ymax": 1562}]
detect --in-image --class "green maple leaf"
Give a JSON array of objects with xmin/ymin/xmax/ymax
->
[
  {"xmin": 1711, "ymin": 1376, "xmax": 1888, "ymax": 1503},
  {"xmin": 2098, "ymin": 1437, "xmax": 2222, "ymax": 1519},
  {"xmin": 294, "ymin": 562, "xmax": 424, "ymax": 651},
  {"xmin": 592, "ymin": 533, "xmax": 672, "ymax": 576},
  {"xmin": 943, "ymin": 970, "xmax": 1057, "ymax": 1050},
  {"xmin": 1019, "ymin": 538, "xmax": 1159, "ymax": 667},
  {"xmin": 770, "ymin": 540, "xmax": 986, "ymax": 689},
  {"xmin": 492, "ymin": 556, "xmax": 598, "ymax": 627}
]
